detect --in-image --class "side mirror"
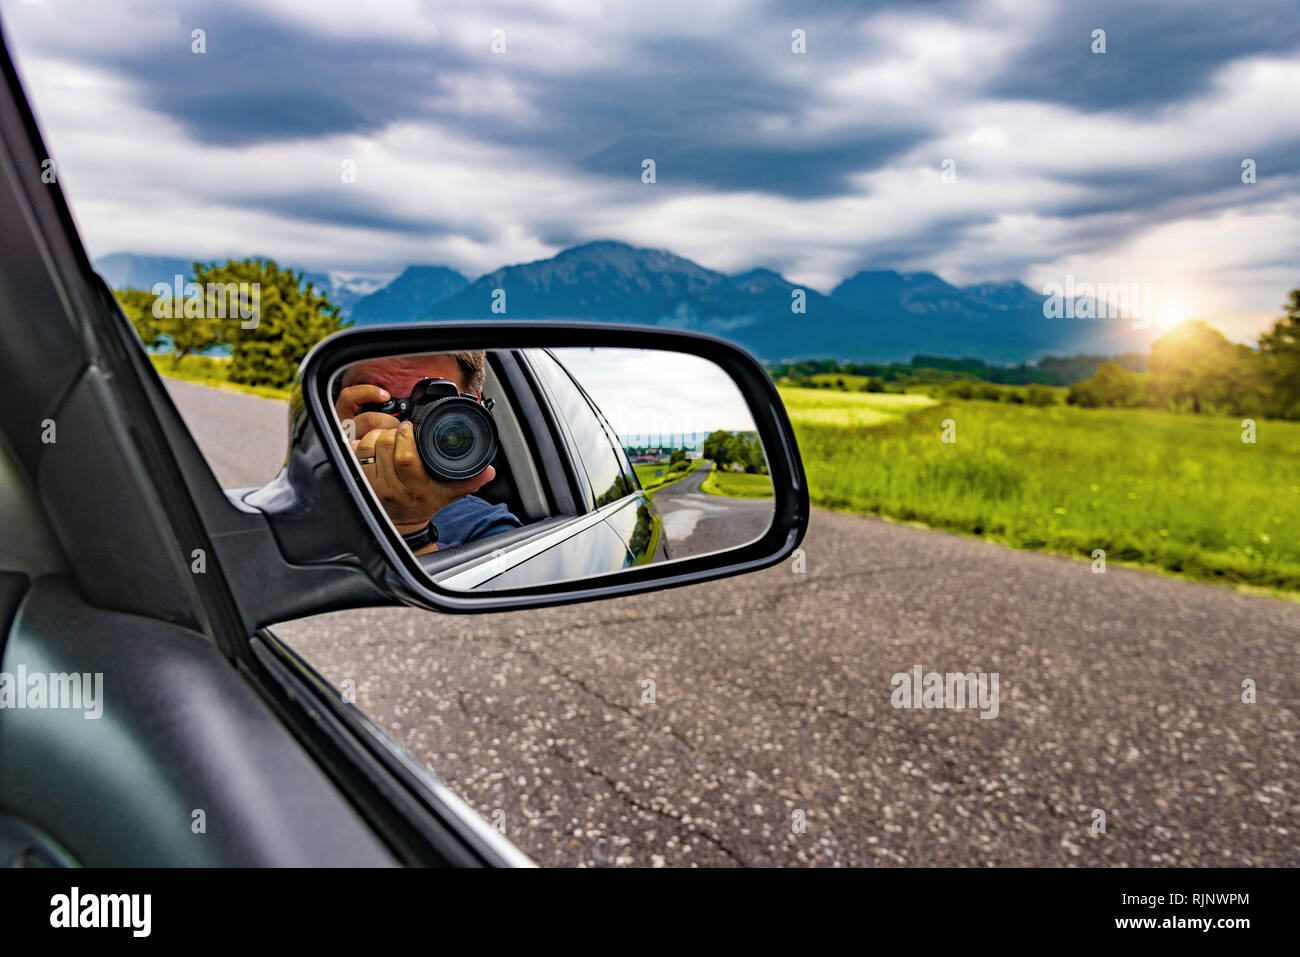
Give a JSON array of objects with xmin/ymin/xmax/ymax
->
[{"xmin": 243, "ymin": 322, "xmax": 808, "ymax": 615}]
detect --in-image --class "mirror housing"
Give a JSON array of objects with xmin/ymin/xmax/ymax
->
[{"xmin": 239, "ymin": 322, "xmax": 808, "ymax": 616}]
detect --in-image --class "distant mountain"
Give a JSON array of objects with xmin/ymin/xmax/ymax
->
[
  {"xmin": 298, "ymin": 270, "xmax": 390, "ymax": 315},
  {"xmin": 830, "ymin": 269, "xmax": 1149, "ymax": 362},
  {"xmin": 349, "ymin": 266, "xmax": 469, "ymax": 325},
  {"xmin": 726, "ymin": 267, "xmax": 909, "ymax": 360},
  {"xmin": 833, "ymin": 270, "xmax": 975, "ymax": 316},
  {"xmin": 424, "ymin": 242, "xmax": 889, "ymax": 361},
  {"xmin": 423, "ymin": 241, "xmax": 1150, "ymax": 362},
  {"xmin": 94, "ymin": 253, "xmax": 392, "ymax": 316},
  {"xmin": 96, "ymin": 244, "xmax": 1155, "ymax": 363},
  {"xmin": 961, "ymin": 279, "xmax": 1048, "ymax": 313},
  {"xmin": 427, "ymin": 241, "xmax": 744, "ymax": 322},
  {"xmin": 93, "ymin": 253, "xmax": 197, "ymax": 292}
]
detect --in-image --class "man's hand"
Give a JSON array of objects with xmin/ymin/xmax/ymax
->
[
  {"xmin": 336, "ymin": 383, "xmax": 401, "ymax": 439},
  {"xmin": 351, "ymin": 422, "xmax": 496, "ymax": 534}
]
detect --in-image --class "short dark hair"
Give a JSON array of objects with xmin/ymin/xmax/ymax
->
[
  {"xmin": 450, "ymin": 350, "xmax": 487, "ymax": 395},
  {"xmin": 334, "ymin": 351, "xmax": 488, "ymax": 399}
]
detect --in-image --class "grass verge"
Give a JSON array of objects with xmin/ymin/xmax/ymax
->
[
  {"xmin": 700, "ymin": 467, "xmax": 774, "ymax": 498},
  {"xmin": 149, "ymin": 354, "xmax": 290, "ymax": 401},
  {"xmin": 634, "ymin": 458, "xmax": 701, "ymax": 493},
  {"xmin": 779, "ymin": 386, "xmax": 1300, "ymax": 594}
]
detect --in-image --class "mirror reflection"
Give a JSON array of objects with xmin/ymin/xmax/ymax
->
[{"xmin": 332, "ymin": 347, "xmax": 774, "ymax": 591}]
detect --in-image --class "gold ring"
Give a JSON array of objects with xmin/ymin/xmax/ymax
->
[{"xmin": 357, "ymin": 456, "xmax": 376, "ymax": 466}]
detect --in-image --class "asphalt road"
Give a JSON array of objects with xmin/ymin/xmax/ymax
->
[
  {"xmin": 166, "ymin": 378, "xmax": 1300, "ymax": 867},
  {"xmin": 652, "ymin": 460, "xmax": 775, "ymax": 558}
]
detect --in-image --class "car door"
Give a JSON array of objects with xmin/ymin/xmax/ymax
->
[
  {"xmin": 526, "ymin": 349, "xmax": 667, "ymax": 563},
  {"xmin": 430, "ymin": 348, "xmax": 655, "ymax": 591}
]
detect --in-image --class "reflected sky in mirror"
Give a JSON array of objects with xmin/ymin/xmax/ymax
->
[{"xmin": 551, "ymin": 347, "xmax": 757, "ymax": 445}]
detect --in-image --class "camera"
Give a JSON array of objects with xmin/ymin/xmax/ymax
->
[{"xmin": 359, "ymin": 377, "xmax": 499, "ymax": 481}]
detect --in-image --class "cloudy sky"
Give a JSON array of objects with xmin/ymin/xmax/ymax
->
[
  {"xmin": 552, "ymin": 347, "xmax": 758, "ymax": 441},
  {"xmin": 2, "ymin": 0, "xmax": 1298, "ymax": 339}
]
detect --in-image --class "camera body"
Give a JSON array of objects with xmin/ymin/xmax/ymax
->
[{"xmin": 360, "ymin": 377, "xmax": 499, "ymax": 481}]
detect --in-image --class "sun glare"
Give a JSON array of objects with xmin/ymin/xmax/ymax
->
[{"xmin": 1158, "ymin": 301, "xmax": 1189, "ymax": 330}]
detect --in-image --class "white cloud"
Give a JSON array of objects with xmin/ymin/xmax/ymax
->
[
  {"xmin": 0, "ymin": 0, "xmax": 1295, "ymax": 339},
  {"xmin": 552, "ymin": 347, "xmax": 757, "ymax": 438}
]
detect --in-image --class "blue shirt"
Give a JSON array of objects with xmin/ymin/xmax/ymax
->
[{"xmin": 434, "ymin": 495, "xmax": 523, "ymax": 548}]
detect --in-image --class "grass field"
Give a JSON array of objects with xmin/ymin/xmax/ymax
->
[
  {"xmin": 149, "ymin": 354, "xmax": 290, "ymax": 401},
  {"xmin": 147, "ymin": 365, "xmax": 1299, "ymax": 592},
  {"xmin": 701, "ymin": 468, "xmax": 774, "ymax": 498},
  {"xmin": 778, "ymin": 388, "xmax": 936, "ymax": 427},
  {"xmin": 778, "ymin": 386, "xmax": 1300, "ymax": 593},
  {"xmin": 804, "ymin": 372, "xmax": 880, "ymax": 391},
  {"xmin": 634, "ymin": 458, "xmax": 700, "ymax": 493}
]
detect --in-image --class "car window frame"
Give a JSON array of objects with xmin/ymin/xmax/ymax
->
[
  {"xmin": 525, "ymin": 348, "xmax": 636, "ymax": 510},
  {"xmin": 571, "ymin": 361, "xmax": 642, "ymax": 495}
]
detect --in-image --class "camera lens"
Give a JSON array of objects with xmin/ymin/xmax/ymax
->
[
  {"xmin": 432, "ymin": 413, "xmax": 476, "ymax": 458},
  {"xmin": 413, "ymin": 397, "xmax": 498, "ymax": 481}
]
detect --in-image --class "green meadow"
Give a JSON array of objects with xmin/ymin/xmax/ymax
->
[
  {"xmin": 701, "ymin": 468, "xmax": 774, "ymax": 498},
  {"xmin": 777, "ymin": 388, "xmax": 936, "ymax": 427},
  {"xmin": 147, "ymin": 356, "xmax": 1299, "ymax": 591},
  {"xmin": 779, "ymin": 387, "xmax": 1300, "ymax": 593},
  {"xmin": 633, "ymin": 458, "xmax": 700, "ymax": 493}
]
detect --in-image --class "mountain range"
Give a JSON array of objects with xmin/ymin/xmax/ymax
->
[
  {"xmin": 94, "ymin": 242, "xmax": 1153, "ymax": 363},
  {"xmin": 348, "ymin": 266, "xmax": 469, "ymax": 325},
  {"xmin": 93, "ymin": 252, "xmax": 384, "ymax": 315}
]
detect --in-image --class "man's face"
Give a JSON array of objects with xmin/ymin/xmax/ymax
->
[
  {"xmin": 341, "ymin": 353, "xmax": 467, "ymax": 399},
  {"xmin": 334, "ymin": 352, "xmax": 498, "ymax": 539}
]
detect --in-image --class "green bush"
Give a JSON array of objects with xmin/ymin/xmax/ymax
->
[
  {"xmin": 1068, "ymin": 361, "xmax": 1149, "ymax": 408},
  {"xmin": 219, "ymin": 259, "xmax": 348, "ymax": 388},
  {"xmin": 1024, "ymin": 384, "xmax": 1057, "ymax": 407}
]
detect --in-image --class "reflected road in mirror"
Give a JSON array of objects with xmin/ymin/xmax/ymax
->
[{"xmin": 650, "ymin": 460, "xmax": 774, "ymax": 559}]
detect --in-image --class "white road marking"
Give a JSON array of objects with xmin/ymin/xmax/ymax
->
[
  {"xmin": 660, "ymin": 496, "xmax": 736, "ymax": 540},
  {"xmin": 662, "ymin": 508, "xmax": 703, "ymax": 540}
]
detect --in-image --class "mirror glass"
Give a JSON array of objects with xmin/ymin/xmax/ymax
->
[{"xmin": 330, "ymin": 347, "xmax": 774, "ymax": 591}]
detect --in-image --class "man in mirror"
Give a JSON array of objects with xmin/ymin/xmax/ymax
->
[{"xmin": 334, "ymin": 351, "xmax": 522, "ymax": 555}]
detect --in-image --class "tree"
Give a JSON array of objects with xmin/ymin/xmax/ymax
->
[
  {"xmin": 702, "ymin": 428, "xmax": 733, "ymax": 466},
  {"xmin": 1067, "ymin": 361, "xmax": 1148, "ymax": 408},
  {"xmin": 1258, "ymin": 288, "xmax": 1300, "ymax": 418},
  {"xmin": 152, "ymin": 265, "xmax": 226, "ymax": 367},
  {"xmin": 1024, "ymin": 384, "xmax": 1057, "ymax": 407},
  {"xmin": 1148, "ymin": 320, "xmax": 1261, "ymax": 415},
  {"xmin": 215, "ymin": 259, "xmax": 348, "ymax": 388},
  {"xmin": 668, "ymin": 448, "xmax": 686, "ymax": 465},
  {"xmin": 724, "ymin": 431, "xmax": 765, "ymax": 473},
  {"xmin": 113, "ymin": 289, "xmax": 163, "ymax": 350}
]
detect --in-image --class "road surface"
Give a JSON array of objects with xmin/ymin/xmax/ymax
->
[
  {"xmin": 651, "ymin": 460, "xmax": 774, "ymax": 558},
  {"xmin": 165, "ymin": 378, "xmax": 1300, "ymax": 867}
]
